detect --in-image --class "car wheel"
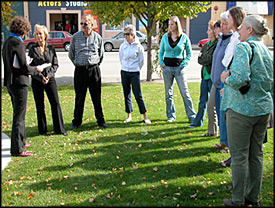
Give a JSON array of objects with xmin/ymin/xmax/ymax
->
[
  {"xmin": 27, "ymin": 43, "xmax": 35, "ymax": 50},
  {"xmin": 64, "ymin": 43, "xmax": 70, "ymax": 51},
  {"xmin": 104, "ymin": 43, "xmax": 113, "ymax": 52},
  {"xmin": 141, "ymin": 42, "xmax": 147, "ymax": 51}
]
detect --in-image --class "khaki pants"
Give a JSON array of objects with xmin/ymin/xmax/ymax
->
[
  {"xmin": 227, "ymin": 109, "xmax": 269, "ymax": 204},
  {"xmin": 207, "ymin": 85, "xmax": 218, "ymax": 135}
]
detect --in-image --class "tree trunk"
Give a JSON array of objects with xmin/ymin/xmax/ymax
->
[{"xmin": 146, "ymin": 7, "xmax": 154, "ymax": 81}]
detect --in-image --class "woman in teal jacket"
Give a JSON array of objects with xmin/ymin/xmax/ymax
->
[
  {"xmin": 159, "ymin": 16, "xmax": 196, "ymax": 123},
  {"xmin": 221, "ymin": 15, "xmax": 273, "ymax": 207}
]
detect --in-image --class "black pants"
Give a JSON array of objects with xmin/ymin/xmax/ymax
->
[
  {"xmin": 7, "ymin": 85, "xmax": 28, "ymax": 155},
  {"xmin": 32, "ymin": 78, "xmax": 66, "ymax": 134},
  {"xmin": 72, "ymin": 65, "xmax": 105, "ymax": 126},
  {"xmin": 121, "ymin": 70, "xmax": 146, "ymax": 114}
]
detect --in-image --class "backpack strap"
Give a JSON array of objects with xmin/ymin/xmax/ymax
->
[{"xmin": 228, "ymin": 41, "xmax": 254, "ymax": 69}]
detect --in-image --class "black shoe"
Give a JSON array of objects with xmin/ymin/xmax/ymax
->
[
  {"xmin": 69, "ymin": 125, "xmax": 79, "ymax": 130},
  {"xmin": 99, "ymin": 123, "xmax": 108, "ymax": 128},
  {"xmin": 39, "ymin": 132, "xmax": 47, "ymax": 136},
  {"xmin": 244, "ymin": 198, "xmax": 260, "ymax": 207},
  {"xmin": 187, "ymin": 124, "xmax": 196, "ymax": 128},
  {"xmin": 222, "ymin": 157, "xmax": 231, "ymax": 167},
  {"xmin": 223, "ymin": 199, "xmax": 244, "ymax": 207},
  {"xmin": 226, "ymin": 185, "xmax": 233, "ymax": 190}
]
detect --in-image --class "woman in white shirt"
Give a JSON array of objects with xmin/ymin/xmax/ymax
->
[
  {"xmin": 223, "ymin": 6, "xmax": 247, "ymax": 68},
  {"xmin": 119, "ymin": 24, "xmax": 151, "ymax": 124}
]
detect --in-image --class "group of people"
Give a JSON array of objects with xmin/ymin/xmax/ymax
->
[
  {"xmin": 183, "ymin": 7, "xmax": 273, "ymax": 207},
  {"xmin": 2, "ymin": 9, "xmax": 273, "ymax": 207}
]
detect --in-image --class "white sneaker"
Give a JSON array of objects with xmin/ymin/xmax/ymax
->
[
  {"xmin": 124, "ymin": 117, "xmax": 132, "ymax": 123},
  {"xmin": 144, "ymin": 119, "xmax": 151, "ymax": 124},
  {"xmin": 167, "ymin": 118, "xmax": 175, "ymax": 122}
]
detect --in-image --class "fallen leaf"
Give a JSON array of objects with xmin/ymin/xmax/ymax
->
[
  {"xmin": 153, "ymin": 167, "xmax": 158, "ymax": 172},
  {"xmin": 27, "ymin": 193, "xmax": 34, "ymax": 199},
  {"xmin": 190, "ymin": 193, "xmax": 197, "ymax": 198},
  {"xmin": 89, "ymin": 195, "xmax": 98, "ymax": 203}
]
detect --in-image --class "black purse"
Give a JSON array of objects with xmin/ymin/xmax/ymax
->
[{"xmin": 228, "ymin": 42, "xmax": 254, "ymax": 95}]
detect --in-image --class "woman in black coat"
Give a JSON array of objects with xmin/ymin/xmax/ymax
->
[
  {"xmin": 29, "ymin": 24, "xmax": 67, "ymax": 136},
  {"xmin": 2, "ymin": 16, "xmax": 44, "ymax": 156}
]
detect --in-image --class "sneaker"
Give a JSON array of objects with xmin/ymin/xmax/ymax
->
[
  {"xmin": 144, "ymin": 119, "xmax": 151, "ymax": 124},
  {"xmin": 124, "ymin": 117, "xmax": 132, "ymax": 123},
  {"xmin": 188, "ymin": 124, "xmax": 196, "ymax": 128},
  {"xmin": 167, "ymin": 118, "xmax": 175, "ymax": 122}
]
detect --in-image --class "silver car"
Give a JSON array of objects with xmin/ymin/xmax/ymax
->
[{"xmin": 103, "ymin": 31, "xmax": 157, "ymax": 52}]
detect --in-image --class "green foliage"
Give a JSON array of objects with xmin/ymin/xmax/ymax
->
[
  {"xmin": 86, "ymin": 1, "xmax": 211, "ymax": 30},
  {"xmin": 1, "ymin": 83, "xmax": 274, "ymax": 207},
  {"xmin": 1, "ymin": 2, "xmax": 17, "ymax": 26}
]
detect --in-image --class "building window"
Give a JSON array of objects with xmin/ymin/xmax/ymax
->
[{"xmin": 105, "ymin": 17, "xmax": 132, "ymax": 31}]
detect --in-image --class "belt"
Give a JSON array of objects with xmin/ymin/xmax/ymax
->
[{"xmin": 76, "ymin": 64, "xmax": 97, "ymax": 69}]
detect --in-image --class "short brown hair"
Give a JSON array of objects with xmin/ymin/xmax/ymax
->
[
  {"xmin": 9, "ymin": 16, "xmax": 31, "ymax": 36},
  {"xmin": 229, "ymin": 6, "xmax": 246, "ymax": 30}
]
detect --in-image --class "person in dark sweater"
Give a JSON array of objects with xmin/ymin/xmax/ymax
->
[
  {"xmin": 2, "ymin": 16, "xmax": 44, "ymax": 157},
  {"xmin": 28, "ymin": 24, "xmax": 67, "ymax": 136}
]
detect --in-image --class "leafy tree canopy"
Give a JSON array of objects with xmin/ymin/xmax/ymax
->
[
  {"xmin": 1, "ymin": 2, "xmax": 17, "ymax": 27},
  {"xmin": 85, "ymin": 1, "xmax": 211, "ymax": 32}
]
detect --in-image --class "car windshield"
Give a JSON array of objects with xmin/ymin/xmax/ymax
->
[
  {"xmin": 113, "ymin": 32, "xmax": 124, "ymax": 39},
  {"xmin": 65, "ymin": 32, "xmax": 72, "ymax": 37}
]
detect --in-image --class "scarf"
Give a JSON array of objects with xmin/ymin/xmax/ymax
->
[{"xmin": 10, "ymin": 32, "xmax": 24, "ymax": 42}]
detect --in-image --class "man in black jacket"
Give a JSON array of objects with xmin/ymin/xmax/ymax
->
[{"xmin": 2, "ymin": 16, "xmax": 43, "ymax": 157}]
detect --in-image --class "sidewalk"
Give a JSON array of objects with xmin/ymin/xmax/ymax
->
[{"xmin": 1, "ymin": 133, "xmax": 11, "ymax": 171}]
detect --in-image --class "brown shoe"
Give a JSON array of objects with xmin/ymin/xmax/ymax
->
[{"xmin": 223, "ymin": 199, "xmax": 244, "ymax": 207}]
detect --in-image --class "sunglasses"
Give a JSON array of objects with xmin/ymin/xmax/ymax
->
[
  {"xmin": 80, "ymin": 22, "xmax": 89, "ymax": 26},
  {"xmin": 124, "ymin": 33, "xmax": 133, "ymax": 36}
]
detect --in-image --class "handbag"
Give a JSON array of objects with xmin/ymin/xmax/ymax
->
[{"xmin": 228, "ymin": 42, "xmax": 254, "ymax": 94}]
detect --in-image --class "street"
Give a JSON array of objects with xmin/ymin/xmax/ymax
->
[
  {"xmin": 1, "ymin": 49, "xmax": 202, "ymax": 86},
  {"xmin": 53, "ymin": 49, "xmax": 202, "ymax": 85}
]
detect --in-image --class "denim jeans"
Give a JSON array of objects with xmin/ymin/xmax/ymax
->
[
  {"xmin": 192, "ymin": 79, "xmax": 212, "ymax": 127},
  {"xmin": 215, "ymin": 87, "xmax": 228, "ymax": 146},
  {"xmin": 121, "ymin": 70, "xmax": 146, "ymax": 114},
  {"xmin": 162, "ymin": 66, "xmax": 196, "ymax": 122}
]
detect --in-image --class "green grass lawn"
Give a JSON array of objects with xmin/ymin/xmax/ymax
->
[{"xmin": 1, "ymin": 82, "xmax": 274, "ymax": 207}]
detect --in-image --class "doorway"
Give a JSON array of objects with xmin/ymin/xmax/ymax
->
[{"xmin": 46, "ymin": 10, "xmax": 81, "ymax": 34}]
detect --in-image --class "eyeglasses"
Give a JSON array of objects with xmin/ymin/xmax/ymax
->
[
  {"xmin": 124, "ymin": 33, "xmax": 132, "ymax": 36},
  {"xmin": 80, "ymin": 22, "xmax": 89, "ymax": 26}
]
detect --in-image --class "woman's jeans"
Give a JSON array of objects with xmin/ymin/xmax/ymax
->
[
  {"xmin": 215, "ymin": 87, "xmax": 228, "ymax": 146},
  {"xmin": 162, "ymin": 66, "xmax": 196, "ymax": 123},
  {"xmin": 121, "ymin": 70, "xmax": 146, "ymax": 114},
  {"xmin": 227, "ymin": 109, "xmax": 269, "ymax": 205},
  {"xmin": 192, "ymin": 79, "xmax": 212, "ymax": 127}
]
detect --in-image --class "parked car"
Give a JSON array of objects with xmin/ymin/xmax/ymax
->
[
  {"xmin": 24, "ymin": 31, "xmax": 72, "ymax": 51},
  {"xmin": 103, "ymin": 31, "xmax": 157, "ymax": 52},
  {"xmin": 198, "ymin": 38, "xmax": 211, "ymax": 48}
]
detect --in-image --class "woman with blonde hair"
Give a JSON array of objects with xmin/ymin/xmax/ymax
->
[
  {"xmin": 159, "ymin": 16, "xmax": 196, "ymax": 123},
  {"xmin": 221, "ymin": 15, "xmax": 273, "ymax": 207},
  {"xmin": 29, "ymin": 24, "xmax": 67, "ymax": 136}
]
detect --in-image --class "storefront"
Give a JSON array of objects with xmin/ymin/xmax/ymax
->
[{"xmin": 27, "ymin": 1, "xmax": 100, "ymax": 37}]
